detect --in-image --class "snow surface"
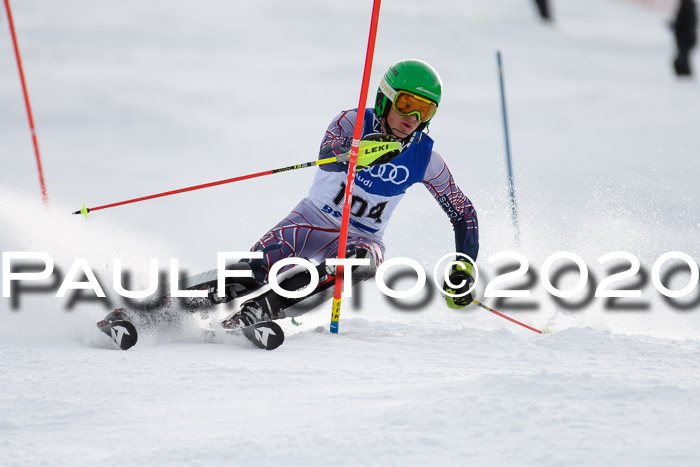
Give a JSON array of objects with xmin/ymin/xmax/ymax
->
[{"xmin": 1, "ymin": 0, "xmax": 699, "ymax": 465}]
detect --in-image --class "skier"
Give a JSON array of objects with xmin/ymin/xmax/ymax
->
[
  {"xmin": 672, "ymin": 0, "xmax": 697, "ymax": 77},
  {"xmin": 218, "ymin": 59, "xmax": 480, "ymax": 328},
  {"xmin": 99, "ymin": 59, "xmax": 480, "ymax": 344},
  {"xmin": 533, "ymin": 0, "xmax": 552, "ymax": 22}
]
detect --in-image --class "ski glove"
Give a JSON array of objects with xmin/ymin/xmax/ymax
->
[
  {"xmin": 443, "ymin": 261, "xmax": 475, "ymax": 309},
  {"xmin": 356, "ymin": 133, "xmax": 402, "ymax": 169}
]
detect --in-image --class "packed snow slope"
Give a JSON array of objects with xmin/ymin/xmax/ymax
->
[{"xmin": 1, "ymin": 0, "xmax": 699, "ymax": 465}]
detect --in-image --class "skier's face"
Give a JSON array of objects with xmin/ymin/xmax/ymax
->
[{"xmin": 385, "ymin": 106, "xmax": 421, "ymax": 140}]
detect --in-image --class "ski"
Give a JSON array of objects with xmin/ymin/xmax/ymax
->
[
  {"xmin": 96, "ymin": 308, "xmax": 284, "ymax": 351},
  {"xmin": 227, "ymin": 320, "xmax": 285, "ymax": 351},
  {"xmin": 97, "ymin": 317, "xmax": 139, "ymax": 350},
  {"xmin": 92, "ymin": 264, "xmax": 294, "ymax": 351}
]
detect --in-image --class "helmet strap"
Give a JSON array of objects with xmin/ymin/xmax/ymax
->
[{"xmin": 381, "ymin": 116, "xmax": 411, "ymax": 141}]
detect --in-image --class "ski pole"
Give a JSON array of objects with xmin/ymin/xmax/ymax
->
[
  {"xmin": 4, "ymin": 0, "xmax": 48, "ymax": 206},
  {"xmin": 472, "ymin": 300, "xmax": 545, "ymax": 334},
  {"xmin": 72, "ymin": 139, "xmax": 398, "ymax": 217},
  {"xmin": 72, "ymin": 156, "xmax": 338, "ymax": 217},
  {"xmin": 329, "ymin": 0, "xmax": 383, "ymax": 334}
]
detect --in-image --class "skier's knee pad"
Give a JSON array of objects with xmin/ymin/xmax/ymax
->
[
  {"xmin": 347, "ymin": 241, "xmax": 383, "ymax": 267},
  {"xmin": 336, "ymin": 244, "xmax": 381, "ymax": 281},
  {"xmin": 273, "ymin": 260, "xmax": 330, "ymax": 292},
  {"xmin": 212, "ymin": 262, "xmax": 264, "ymax": 303}
]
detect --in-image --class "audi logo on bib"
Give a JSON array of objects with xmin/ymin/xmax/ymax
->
[{"xmin": 368, "ymin": 163, "xmax": 410, "ymax": 184}]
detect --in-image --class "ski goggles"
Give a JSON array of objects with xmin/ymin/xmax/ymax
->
[{"xmin": 392, "ymin": 90, "xmax": 438, "ymax": 123}]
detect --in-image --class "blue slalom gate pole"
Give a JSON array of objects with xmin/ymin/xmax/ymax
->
[{"xmin": 496, "ymin": 50, "xmax": 520, "ymax": 243}]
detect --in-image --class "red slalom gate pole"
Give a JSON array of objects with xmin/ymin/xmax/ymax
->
[
  {"xmin": 4, "ymin": 0, "xmax": 48, "ymax": 205},
  {"xmin": 329, "ymin": 0, "xmax": 382, "ymax": 334}
]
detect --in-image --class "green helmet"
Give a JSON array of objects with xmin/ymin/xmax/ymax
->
[{"xmin": 375, "ymin": 59, "xmax": 443, "ymax": 129}]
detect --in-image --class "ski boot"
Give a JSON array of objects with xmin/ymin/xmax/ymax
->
[
  {"xmin": 96, "ymin": 308, "xmax": 132, "ymax": 328},
  {"xmin": 221, "ymin": 297, "xmax": 284, "ymax": 330},
  {"xmin": 220, "ymin": 298, "xmax": 286, "ymax": 350}
]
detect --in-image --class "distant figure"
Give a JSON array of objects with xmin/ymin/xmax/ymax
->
[
  {"xmin": 672, "ymin": 0, "xmax": 697, "ymax": 76},
  {"xmin": 533, "ymin": 0, "xmax": 552, "ymax": 22}
]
